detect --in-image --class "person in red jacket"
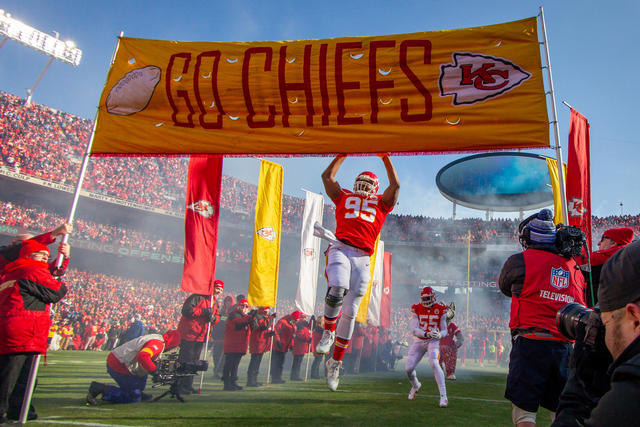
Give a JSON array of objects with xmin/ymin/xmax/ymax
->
[
  {"xmin": 439, "ymin": 308, "xmax": 464, "ymax": 380},
  {"xmin": 270, "ymin": 310, "xmax": 303, "ymax": 384},
  {"xmin": 0, "ymin": 222, "xmax": 72, "ymax": 276},
  {"xmin": 222, "ymin": 299, "xmax": 253, "ymax": 391},
  {"xmin": 0, "ymin": 240, "xmax": 68, "ymax": 422},
  {"xmin": 310, "ymin": 317, "xmax": 327, "ymax": 379},
  {"xmin": 246, "ymin": 306, "xmax": 276, "ymax": 387},
  {"xmin": 86, "ymin": 329, "xmax": 181, "ymax": 405},
  {"xmin": 290, "ymin": 315, "xmax": 312, "ymax": 381},
  {"xmin": 576, "ymin": 227, "xmax": 634, "ymax": 307},
  {"xmin": 177, "ymin": 279, "xmax": 224, "ymax": 394}
]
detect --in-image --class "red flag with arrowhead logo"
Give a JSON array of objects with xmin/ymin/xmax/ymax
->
[
  {"xmin": 380, "ymin": 252, "xmax": 392, "ymax": 329},
  {"xmin": 181, "ymin": 155, "xmax": 223, "ymax": 294},
  {"xmin": 566, "ymin": 109, "xmax": 592, "ymax": 250}
]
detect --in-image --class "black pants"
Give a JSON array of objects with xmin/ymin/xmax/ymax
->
[
  {"xmin": 311, "ymin": 354, "xmax": 325, "ymax": 378},
  {"xmin": 0, "ymin": 353, "xmax": 37, "ymax": 418},
  {"xmin": 246, "ymin": 353, "xmax": 264, "ymax": 385},
  {"xmin": 290, "ymin": 355, "xmax": 304, "ymax": 380},
  {"xmin": 211, "ymin": 341, "xmax": 224, "ymax": 377},
  {"xmin": 270, "ymin": 350, "xmax": 287, "ymax": 381},
  {"xmin": 222, "ymin": 353, "xmax": 244, "ymax": 387},
  {"xmin": 178, "ymin": 340, "xmax": 204, "ymax": 392}
]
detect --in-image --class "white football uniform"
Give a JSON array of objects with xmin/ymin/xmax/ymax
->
[{"xmin": 405, "ymin": 302, "xmax": 448, "ymax": 399}]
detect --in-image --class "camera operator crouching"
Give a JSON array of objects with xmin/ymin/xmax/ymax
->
[
  {"xmin": 499, "ymin": 209, "xmax": 587, "ymax": 426},
  {"xmin": 85, "ymin": 330, "xmax": 181, "ymax": 405},
  {"xmin": 553, "ymin": 240, "xmax": 640, "ymax": 426}
]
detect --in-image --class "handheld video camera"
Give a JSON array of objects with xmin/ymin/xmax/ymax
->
[
  {"xmin": 555, "ymin": 225, "xmax": 587, "ymax": 258},
  {"xmin": 152, "ymin": 353, "xmax": 208, "ymax": 386}
]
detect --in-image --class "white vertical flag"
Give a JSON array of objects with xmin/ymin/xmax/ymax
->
[
  {"xmin": 295, "ymin": 190, "xmax": 324, "ymax": 315},
  {"xmin": 367, "ymin": 240, "xmax": 384, "ymax": 326}
]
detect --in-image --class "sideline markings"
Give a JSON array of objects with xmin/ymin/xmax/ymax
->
[
  {"xmin": 61, "ymin": 406, "xmax": 115, "ymax": 411},
  {"xmin": 35, "ymin": 418, "xmax": 141, "ymax": 427}
]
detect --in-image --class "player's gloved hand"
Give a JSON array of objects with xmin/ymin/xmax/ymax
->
[
  {"xmin": 456, "ymin": 340, "xmax": 463, "ymax": 348},
  {"xmin": 426, "ymin": 329, "xmax": 441, "ymax": 340},
  {"xmin": 150, "ymin": 369, "xmax": 160, "ymax": 382}
]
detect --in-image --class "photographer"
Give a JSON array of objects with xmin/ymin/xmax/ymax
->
[
  {"xmin": 246, "ymin": 306, "xmax": 276, "ymax": 387},
  {"xmin": 270, "ymin": 310, "xmax": 303, "ymax": 384},
  {"xmin": 221, "ymin": 299, "xmax": 254, "ymax": 391},
  {"xmin": 176, "ymin": 280, "xmax": 224, "ymax": 394},
  {"xmin": 553, "ymin": 240, "xmax": 640, "ymax": 426},
  {"xmin": 499, "ymin": 209, "xmax": 586, "ymax": 426},
  {"xmin": 85, "ymin": 329, "xmax": 181, "ymax": 405}
]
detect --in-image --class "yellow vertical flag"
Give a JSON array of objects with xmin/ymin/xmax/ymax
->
[
  {"xmin": 248, "ymin": 160, "xmax": 283, "ymax": 307},
  {"xmin": 355, "ymin": 237, "xmax": 380, "ymax": 324},
  {"xmin": 546, "ymin": 158, "xmax": 567, "ymax": 225}
]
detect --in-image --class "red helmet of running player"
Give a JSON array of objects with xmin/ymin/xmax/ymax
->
[
  {"xmin": 420, "ymin": 287, "xmax": 436, "ymax": 308},
  {"xmin": 353, "ymin": 171, "xmax": 379, "ymax": 197}
]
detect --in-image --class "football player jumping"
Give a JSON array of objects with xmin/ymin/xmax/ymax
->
[
  {"xmin": 406, "ymin": 286, "xmax": 449, "ymax": 407},
  {"xmin": 314, "ymin": 153, "xmax": 399, "ymax": 392}
]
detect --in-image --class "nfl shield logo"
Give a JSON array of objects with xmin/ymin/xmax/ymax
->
[{"xmin": 550, "ymin": 267, "xmax": 570, "ymax": 290}]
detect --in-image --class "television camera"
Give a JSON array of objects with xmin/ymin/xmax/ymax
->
[{"xmin": 151, "ymin": 353, "xmax": 208, "ymax": 402}]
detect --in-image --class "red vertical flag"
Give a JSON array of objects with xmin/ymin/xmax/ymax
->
[
  {"xmin": 566, "ymin": 109, "xmax": 592, "ymax": 250},
  {"xmin": 181, "ymin": 155, "xmax": 223, "ymax": 294},
  {"xmin": 380, "ymin": 252, "xmax": 393, "ymax": 329}
]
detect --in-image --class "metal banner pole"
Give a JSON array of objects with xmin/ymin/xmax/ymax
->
[
  {"xmin": 19, "ymin": 31, "xmax": 125, "ymax": 426},
  {"xmin": 539, "ymin": 6, "xmax": 569, "ymax": 225},
  {"xmin": 198, "ymin": 293, "xmax": 215, "ymax": 393}
]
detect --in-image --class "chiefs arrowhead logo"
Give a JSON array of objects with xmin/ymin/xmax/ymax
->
[
  {"xmin": 439, "ymin": 52, "xmax": 531, "ymax": 105},
  {"xmin": 187, "ymin": 200, "xmax": 215, "ymax": 218},
  {"xmin": 303, "ymin": 248, "xmax": 314, "ymax": 257},
  {"xmin": 257, "ymin": 227, "xmax": 276, "ymax": 241},
  {"xmin": 568, "ymin": 198, "xmax": 585, "ymax": 217}
]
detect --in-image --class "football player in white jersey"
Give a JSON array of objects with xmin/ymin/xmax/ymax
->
[{"xmin": 406, "ymin": 286, "xmax": 449, "ymax": 407}]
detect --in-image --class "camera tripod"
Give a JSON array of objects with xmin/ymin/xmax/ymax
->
[{"xmin": 153, "ymin": 381, "xmax": 185, "ymax": 403}]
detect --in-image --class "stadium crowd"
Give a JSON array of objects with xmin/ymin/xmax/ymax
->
[{"xmin": 3, "ymin": 91, "xmax": 638, "ymax": 250}]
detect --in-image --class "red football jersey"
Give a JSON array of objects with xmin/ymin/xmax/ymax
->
[
  {"xmin": 333, "ymin": 189, "xmax": 393, "ymax": 255},
  {"xmin": 411, "ymin": 302, "xmax": 448, "ymax": 334}
]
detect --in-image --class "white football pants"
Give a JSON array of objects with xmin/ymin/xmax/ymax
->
[{"xmin": 405, "ymin": 339, "xmax": 447, "ymax": 396}]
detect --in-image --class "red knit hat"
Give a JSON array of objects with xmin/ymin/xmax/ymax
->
[
  {"xmin": 238, "ymin": 299, "xmax": 249, "ymax": 307},
  {"xmin": 213, "ymin": 280, "xmax": 225, "ymax": 289},
  {"xmin": 19, "ymin": 240, "xmax": 50, "ymax": 259},
  {"xmin": 290, "ymin": 310, "xmax": 304, "ymax": 320},
  {"xmin": 603, "ymin": 227, "xmax": 635, "ymax": 246}
]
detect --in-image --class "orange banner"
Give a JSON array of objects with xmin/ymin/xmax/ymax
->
[{"xmin": 93, "ymin": 17, "xmax": 548, "ymax": 155}]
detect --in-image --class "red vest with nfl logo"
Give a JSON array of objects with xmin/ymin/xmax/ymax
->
[{"xmin": 509, "ymin": 248, "xmax": 586, "ymax": 341}]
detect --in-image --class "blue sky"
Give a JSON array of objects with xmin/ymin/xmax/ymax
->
[{"xmin": 1, "ymin": 1, "xmax": 638, "ymax": 219}]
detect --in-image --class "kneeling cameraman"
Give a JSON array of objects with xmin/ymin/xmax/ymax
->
[
  {"xmin": 86, "ymin": 330, "xmax": 181, "ymax": 405},
  {"xmin": 553, "ymin": 240, "xmax": 640, "ymax": 426}
]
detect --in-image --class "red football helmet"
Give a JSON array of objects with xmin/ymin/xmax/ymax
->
[
  {"xmin": 353, "ymin": 171, "xmax": 379, "ymax": 197},
  {"xmin": 420, "ymin": 287, "xmax": 436, "ymax": 308}
]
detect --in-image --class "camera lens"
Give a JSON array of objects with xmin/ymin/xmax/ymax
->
[{"xmin": 556, "ymin": 302, "xmax": 592, "ymax": 340}]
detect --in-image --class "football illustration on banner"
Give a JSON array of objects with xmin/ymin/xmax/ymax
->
[{"xmin": 106, "ymin": 65, "xmax": 161, "ymax": 115}]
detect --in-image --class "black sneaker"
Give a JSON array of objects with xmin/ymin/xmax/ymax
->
[
  {"xmin": 86, "ymin": 381, "xmax": 105, "ymax": 405},
  {"xmin": 141, "ymin": 393, "xmax": 153, "ymax": 402},
  {"xmin": 6, "ymin": 411, "xmax": 38, "ymax": 421}
]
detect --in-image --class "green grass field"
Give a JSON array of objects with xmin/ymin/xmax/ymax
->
[{"xmin": 27, "ymin": 350, "xmax": 553, "ymax": 426}]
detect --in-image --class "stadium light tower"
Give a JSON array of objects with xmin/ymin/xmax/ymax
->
[{"xmin": 0, "ymin": 9, "xmax": 82, "ymax": 105}]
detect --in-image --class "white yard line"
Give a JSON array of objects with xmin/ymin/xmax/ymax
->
[
  {"xmin": 61, "ymin": 406, "xmax": 114, "ymax": 411},
  {"xmin": 35, "ymin": 418, "xmax": 142, "ymax": 427}
]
